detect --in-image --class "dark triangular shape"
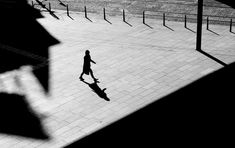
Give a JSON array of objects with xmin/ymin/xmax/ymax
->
[{"xmin": 0, "ymin": 93, "xmax": 49, "ymax": 139}]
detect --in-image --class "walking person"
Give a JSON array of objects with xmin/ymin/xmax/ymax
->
[{"xmin": 79, "ymin": 50, "xmax": 98, "ymax": 82}]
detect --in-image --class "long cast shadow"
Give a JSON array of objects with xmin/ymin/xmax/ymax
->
[
  {"xmin": 124, "ymin": 21, "xmax": 133, "ymax": 27},
  {"xmin": 65, "ymin": 61, "xmax": 235, "ymax": 147},
  {"xmin": 85, "ymin": 17, "xmax": 93, "ymax": 22},
  {"xmin": 68, "ymin": 15, "xmax": 74, "ymax": 20},
  {"xmin": 207, "ymin": 29, "xmax": 220, "ymax": 36},
  {"xmin": 197, "ymin": 49, "xmax": 227, "ymax": 66},
  {"xmin": 164, "ymin": 25, "xmax": 174, "ymax": 31},
  {"xmin": 0, "ymin": 93, "xmax": 49, "ymax": 139},
  {"xmin": 105, "ymin": 19, "xmax": 112, "ymax": 24},
  {"xmin": 144, "ymin": 23, "xmax": 153, "ymax": 29},
  {"xmin": 186, "ymin": 27, "xmax": 196, "ymax": 33},
  {"xmin": 81, "ymin": 80, "xmax": 110, "ymax": 101}
]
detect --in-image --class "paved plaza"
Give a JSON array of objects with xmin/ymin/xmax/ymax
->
[{"xmin": 0, "ymin": 10, "xmax": 235, "ymax": 147}]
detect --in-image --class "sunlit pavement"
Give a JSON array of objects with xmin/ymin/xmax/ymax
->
[{"xmin": 1, "ymin": 10, "xmax": 235, "ymax": 147}]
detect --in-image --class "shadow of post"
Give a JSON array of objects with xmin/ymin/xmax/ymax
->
[
  {"xmin": 124, "ymin": 21, "xmax": 133, "ymax": 27},
  {"xmin": 207, "ymin": 29, "xmax": 220, "ymax": 36},
  {"xmin": 144, "ymin": 23, "xmax": 153, "ymax": 29},
  {"xmin": 197, "ymin": 49, "xmax": 227, "ymax": 66},
  {"xmin": 164, "ymin": 25, "xmax": 174, "ymax": 31}
]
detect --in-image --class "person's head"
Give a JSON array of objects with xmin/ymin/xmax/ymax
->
[{"xmin": 85, "ymin": 50, "xmax": 90, "ymax": 55}]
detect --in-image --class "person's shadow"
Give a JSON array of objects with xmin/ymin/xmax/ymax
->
[{"xmin": 81, "ymin": 79, "xmax": 110, "ymax": 101}]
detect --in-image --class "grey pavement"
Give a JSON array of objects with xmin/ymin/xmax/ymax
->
[{"xmin": 0, "ymin": 10, "xmax": 235, "ymax": 147}]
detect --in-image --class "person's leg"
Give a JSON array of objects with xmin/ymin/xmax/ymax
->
[
  {"xmin": 79, "ymin": 72, "xmax": 84, "ymax": 80},
  {"xmin": 90, "ymin": 69, "xmax": 98, "ymax": 81}
]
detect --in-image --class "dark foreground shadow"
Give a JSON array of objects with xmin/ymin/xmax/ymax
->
[
  {"xmin": 215, "ymin": 0, "xmax": 235, "ymax": 8},
  {"xmin": 81, "ymin": 80, "xmax": 110, "ymax": 101},
  {"xmin": 65, "ymin": 61, "xmax": 234, "ymax": 147},
  {"xmin": 0, "ymin": 0, "xmax": 59, "ymax": 94},
  {"xmin": 0, "ymin": 93, "xmax": 49, "ymax": 139}
]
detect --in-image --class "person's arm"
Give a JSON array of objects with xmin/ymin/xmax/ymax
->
[{"xmin": 91, "ymin": 59, "xmax": 96, "ymax": 64}]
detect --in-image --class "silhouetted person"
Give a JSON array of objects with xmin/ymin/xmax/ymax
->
[
  {"xmin": 80, "ymin": 50, "xmax": 98, "ymax": 82},
  {"xmin": 81, "ymin": 79, "xmax": 110, "ymax": 101}
]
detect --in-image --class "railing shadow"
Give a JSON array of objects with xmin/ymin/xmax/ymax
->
[
  {"xmin": 207, "ymin": 29, "xmax": 220, "ymax": 36},
  {"xmin": 164, "ymin": 25, "xmax": 174, "ymax": 31},
  {"xmin": 105, "ymin": 19, "xmax": 112, "ymax": 24},
  {"xmin": 68, "ymin": 15, "xmax": 74, "ymax": 20},
  {"xmin": 124, "ymin": 21, "xmax": 133, "ymax": 27},
  {"xmin": 144, "ymin": 23, "xmax": 153, "ymax": 29},
  {"xmin": 186, "ymin": 27, "xmax": 196, "ymax": 33},
  {"xmin": 85, "ymin": 17, "xmax": 93, "ymax": 22},
  {"xmin": 197, "ymin": 49, "xmax": 227, "ymax": 66}
]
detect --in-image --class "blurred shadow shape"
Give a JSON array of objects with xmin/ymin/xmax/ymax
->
[
  {"xmin": 0, "ymin": 0, "xmax": 60, "ymax": 94},
  {"xmin": 0, "ymin": 93, "xmax": 49, "ymax": 139},
  {"xmin": 81, "ymin": 80, "xmax": 110, "ymax": 101}
]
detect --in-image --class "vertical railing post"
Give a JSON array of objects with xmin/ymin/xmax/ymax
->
[
  {"xmin": 103, "ymin": 8, "xmax": 106, "ymax": 20},
  {"xmin": 163, "ymin": 13, "xmax": 166, "ymax": 26},
  {"xmin": 143, "ymin": 11, "xmax": 145, "ymax": 24},
  {"xmin": 196, "ymin": 0, "xmax": 203, "ymax": 51},
  {"xmin": 206, "ymin": 16, "xmax": 209, "ymax": 30},
  {"xmin": 66, "ymin": 4, "xmax": 69, "ymax": 16},
  {"xmin": 123, "ymin": 9, "xmax": 125, "ymax": 22},
  {"xmin": 184, "ymin": 15, "xmax": 187, "ymax": 28},
  {"xmin": 85, "ymin": 6, "xmax": 87, "ymax": 18},
  {"xmin": 230, "ymin": 19, "xmax": 233, "ymax": 32},
  {"xmin": 49, "ymin": 2, "xmax": 51, "ymax": 11},
  {"xmin": 32, "ymin": 1, "xmax": 34, "ymax": 8}
]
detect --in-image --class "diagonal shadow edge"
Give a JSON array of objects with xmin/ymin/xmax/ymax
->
[
  {"xmin": 215, "ymin": 0, "xmax": 235, "ymax": 9},
  {"xmin": 197, "ymin": 49, "xmax": 227, "ymax": 66},
  {"xmin": 65, "ymin": 61, "xmax": 234, "ymax": 147}
]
